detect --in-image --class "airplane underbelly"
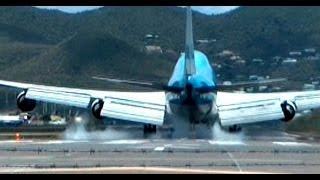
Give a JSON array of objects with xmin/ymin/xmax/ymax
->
[
  {"xmin": 166, "ymin": 92, "xmax": 185, "ymax": 115},
  {"xmin": 166, "ymin": 92, "xmax": 217, "ymax": 123},
  {"xmin": 196, "ymin": 92, "xmax": 216, "ymax": 113}
]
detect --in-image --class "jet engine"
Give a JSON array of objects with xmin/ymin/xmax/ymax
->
[
  {"xmin": 16, "ymin": 91, "xmax": 36, "ymax": 112},
  {"xmin": 280, "ymin": 100, "xmax": 297, "ymax": 122},
  {"xmin": 91, "ymin": 99, "xmax": 104, "ymax": 119}
]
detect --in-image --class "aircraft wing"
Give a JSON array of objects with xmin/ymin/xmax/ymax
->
[
  {"xmin": 0, "ymin": 80, "xmax": 166, "ymax": 126},
  {"xmin": 217, "ymin": 90, "xmax": 320, "ymax": 127}
]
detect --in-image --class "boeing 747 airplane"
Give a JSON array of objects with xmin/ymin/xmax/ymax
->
[{"xmin": 0, "ymin": 7, "xmax": 318, "ymax": 134}]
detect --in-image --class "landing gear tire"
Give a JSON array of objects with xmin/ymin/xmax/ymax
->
[
  {"xmin": 228, "ymin": 125, "xmax": 242, "ymax": 133},
  {"xmin": 143, "ymin": 124, "xmax": 157, "ymax": 136}
]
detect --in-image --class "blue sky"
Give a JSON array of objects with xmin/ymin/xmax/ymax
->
[{"xmin": 35, "ymin": 6, "xmax": 239, "ymax": 15}]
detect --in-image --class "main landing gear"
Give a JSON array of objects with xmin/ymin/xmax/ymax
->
[
  {"xmin": 228, "ymin": 124, "xmax": 242, "ymax": 133},
  {"xmin": 143, "ymin": 124, "xmax": 157, "ymax": 135}
]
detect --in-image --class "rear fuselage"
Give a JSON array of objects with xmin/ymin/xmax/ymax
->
[{"xmin": 166, "ymin": 50, "xmax": 218, "ymax": 124}]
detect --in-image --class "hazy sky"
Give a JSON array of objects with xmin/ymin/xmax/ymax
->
[{"xmin": 35, "ymin": 6, "xmax": 239, "ymax": 15}]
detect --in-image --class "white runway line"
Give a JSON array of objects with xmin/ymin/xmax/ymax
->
[
  {"xmin": 0, "ymin": 140, "xmax": 33, "ymax": 144},
  {"xmin": 34, "ymin": 140, "xmax": 89, "ymax": 144},
  {"xmin": 102, "ymin": 140, "xmax": 147, "ymax": 144},
  {"xmin": 227, "ymin": 152, "xmax": 243, "ymax": 173},
  {"xmin": 208, "ymin": 140, "xmax": 246, "ymax": 146},
  {"xmin": 154, "ymin": 146, "xmax": 165, "ymax": 151},
  {"xmin": 272, "ymin": 141, "xmax": 311, "ymax": 146},
  {"xmin": 0, "ymin": 167, "xmax": 270, "ymax": 174}
]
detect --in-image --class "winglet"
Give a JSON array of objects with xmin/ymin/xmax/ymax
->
[{"xmin": 185, "ymin": 6, "xmax": 196, "ymax": 76}]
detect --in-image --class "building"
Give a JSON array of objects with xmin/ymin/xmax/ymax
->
[
  {"xmin": 303, "ymin": 84, "xmax": 316, "ymax": 91},
  {"xmin": 230, "ymin": 55, "xmax": 241, "ymax": 61},
  {"xmin": 144, "ymin": 45, "xmax": 163, "ymax": 54},
  {"xmin": 304, "ymin": 48, "xmax": 316, "ymax": 53},
  {"xmin": 145, "ymin": 34, "xmax": 159, "ymax": 40},
  {"xmin": 312, "ymin": 81, "xmax": 319, "ymax": 86},
  {"xmin": 252, "ymin": 58, "xmax": 264, "ymax": 64},
  {"xmin": 212, "ymin": 63, "xmax": 222, "ymax": 69},
  {"xmin": 245, "ymin": 87, "xmax": 254, "ymax": 93},
  {"xmin": 249, "ymin": 75, "xmax": 259, "ymax": 81},
  {"xmin": 258, "ymin": 86, "xmax": 268, "ymax": 92},
  {"xmin": 144, "ymin": 34, "xmax": 160, "ymax": 45},
  {"xmin": 282, "ymin": 58, "xmax": 297, "ymax": 64},
  {"xmin": 272, "ymin": 86, "xmax": 282, "ymax": 92},
  {"xmin": 145, "ymin": 34, "xmax": 153, "ymax": 39},
  {"xmin": 306, "ymin": 56, "xmax": 319, "ymax": 61},
  {"xmin": 273, "ymin": 56, "xmax": 282, "ymax": 61},
  {"xmin": 222, "ymin": 81, "xmax": 232, "ymax": 85},
  {"xmin": 289, "ymin": 51, "xmax": 302, "ymax": 56},
  {"xmin": 218, "ymin": 50, "xmax": 234, "ymax": 57},
  {"xmin": 235, "ymin": 59, "xmax": 246, "ymax": 64},
  {"xmin": 196, "ymin": 39, "xmax": 216, "ymax": 44}
]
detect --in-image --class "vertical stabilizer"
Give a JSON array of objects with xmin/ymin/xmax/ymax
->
[{"xmin": 185, "ymin": 6, "xmax": 196, "ymax": 76}]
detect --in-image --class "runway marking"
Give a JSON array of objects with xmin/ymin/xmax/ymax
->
[
  {"xmin": 281, "ymin": 132, "xmax": 300, "ymax": 138},
  {"xmin": 102, "ymin": 140, "xmax": 147, "ymax": 145},
  {"xmin": 34, "ymin": 140, "xmax": 89, "ymax": 144},
  {"xmin": 227, "ymin": 152, "xmax": 243, "ymax": 173},
  {"xmin": 0, "ymin": 140, "xmax": 33, "ymax": 144},
  {"xmin": 154, "ymin": 147, "xmax": 165, "ymax": 151},
  {"xmin": 178, "ymin": 143, "xmax": 200, "ymax": 147},
  {"xmin": 272, "ymin": 142, "xmax": 311, "ymax": 146},
  {"xmin": 0, "ymin": 167, "xmax": 270, "ymax": 174},
  {"xmin": 208, "ymin": 140, "xmax": 245, "ymax": 146}
]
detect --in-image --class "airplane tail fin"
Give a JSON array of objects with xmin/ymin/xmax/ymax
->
[{"xmin": 185, "ymin": 6, "xmax": 196, "ymax": 76}]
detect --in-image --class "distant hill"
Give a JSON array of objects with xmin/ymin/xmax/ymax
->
[
  {"xmin": 0, "ymin": 6, "xmax": 320, "ymax": 90},
  {"xmin": 0, "ymin": 6, "xmax": 78, "ymax": 44},
  {"xmin": 206, "ymin": 6, "xmax": 320, "ymax": 59}
]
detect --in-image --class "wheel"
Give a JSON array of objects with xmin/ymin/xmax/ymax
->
[
  {"xmin": 143, "ymin": 124, "xmax": 157, "ymax": 135},
  {"xmin": 228, "ymin": 125, "xmax": 242, "ymax": 133}
]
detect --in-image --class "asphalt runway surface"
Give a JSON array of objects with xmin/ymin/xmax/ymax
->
[{"xmin": 0, "ymin": 123, "xmax": 320, "ymax": 174}]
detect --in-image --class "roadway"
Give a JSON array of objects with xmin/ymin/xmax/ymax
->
[{"xmin": 0, "ymin": 123, "xmax": 320, "ymax": 173}]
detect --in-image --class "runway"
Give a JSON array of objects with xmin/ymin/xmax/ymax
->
[{"xmin": 0, "ymin": 126, "xmax": 320, "ymax": 174}]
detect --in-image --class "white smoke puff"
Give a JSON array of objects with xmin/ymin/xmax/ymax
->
[
  {"xmin": 211, "ymin": 121, "xmax": 245, "ymax": 142},
  {"xmin": 63, "ymin": 113, "xmax": 134, "ymax": 140},
  {"xmin": 63, "ymin": 123, "xmax": 133, "ymax": 140}
]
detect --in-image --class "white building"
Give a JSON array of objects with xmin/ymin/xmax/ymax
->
[
  {"xmin": 289, "ymin": 51, "xmax": 302, "ymax": 56},
  {"xmin": 282, "ymin": 58, "xmax": 297, "ymax": 64},
  {"xmin": 304, "ymin": 48, "xmax": 316, "ymax": 53},
  {"xmin": 218, "ymin": 50, "xmax": 234, "ymax": 57},
  {"xmin": 145, "ymin": 45, "xmax": 163, "ymax": 54}
]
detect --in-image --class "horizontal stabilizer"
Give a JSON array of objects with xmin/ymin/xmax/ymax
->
[
  {"xmin": 92, "ymin": 76, "xmax": 183, "ymax": 93},
  {"xmin": 92, "ymin": 76, "xmax": 164, "ymax": 89},
  {"xmin": 217, "ymin": 78, "xmax": 287, "ymax": 91}
]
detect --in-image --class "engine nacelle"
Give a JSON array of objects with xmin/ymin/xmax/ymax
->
[
  {"xmin": 16, "ymin": 91, "xmax": 36, "ymax": 112},
  {"xmin": 280, "ymin": 100, "xmax": 297, "ymax": 122},
  {"xmin": 91, "ymin": 99, "xmax": 104, "ymax": 119}
]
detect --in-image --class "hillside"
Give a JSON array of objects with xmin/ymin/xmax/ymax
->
[
  {"xmin": 0, "ymin": 29, "xmax": 173, "ymax": 90},
  {"xmin": 0, "ymin": 6, "xmax": 78, "ymax": 44},
  {"xmin": 204, "ymin": 6, "xmax": 320, "ymax": 85},
  {"xmin": 206, "ymin": 6, "xmax": 320, "ymax": 59}
]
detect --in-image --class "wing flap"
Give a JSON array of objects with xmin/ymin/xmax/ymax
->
[
  {"xmin": 218, "ymin": 99, "xmax": 284, "ymax": 127},
  {"xmin": 101, "ymin": 96, "xmax": 165, "ymax": 125},
  {"xmin": 26, "ymin": 88, "xmax": 91, "ymax": 108},
  {"xmin": 294, "ymin": 93, "xmax": 320, "ymax": 111}
]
